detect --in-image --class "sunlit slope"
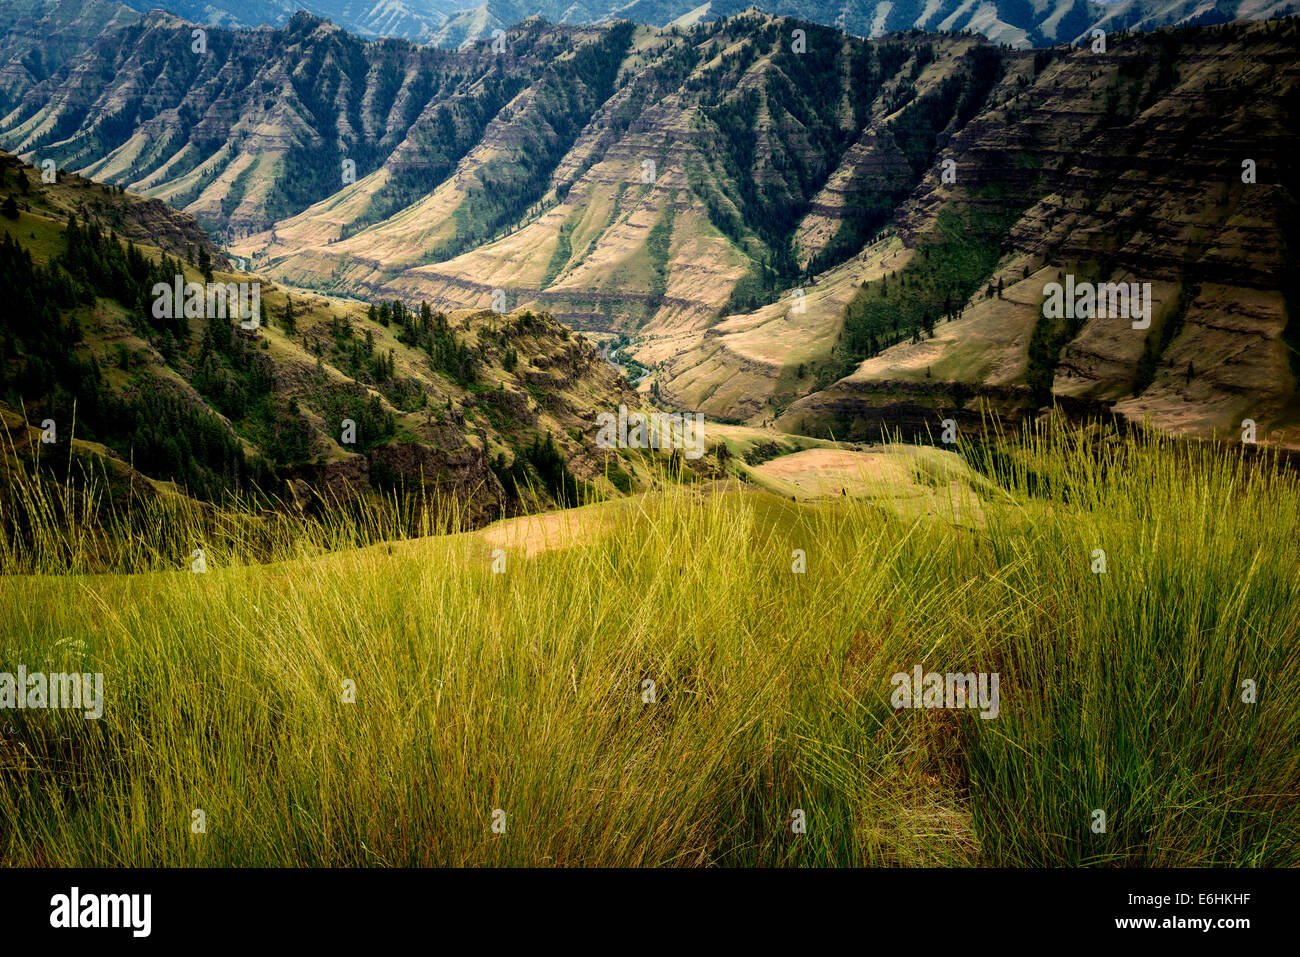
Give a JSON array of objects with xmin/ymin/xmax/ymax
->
[{"xmin": 3, "ymin": 429, "xmax": 1298, "ymax": 867}]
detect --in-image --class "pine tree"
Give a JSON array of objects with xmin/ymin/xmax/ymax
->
[{"xmin": 282, "ymin": 296, "xmax": 296, "ymax": 335}]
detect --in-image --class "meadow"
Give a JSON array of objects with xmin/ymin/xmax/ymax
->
[{"xmin": 1, "ymin": 422, "xmax": 1297, "ymax": 866}]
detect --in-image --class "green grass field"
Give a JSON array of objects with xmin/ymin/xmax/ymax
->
[{"xmin": 1, "ymin": 423, "xmax": 1297, "ymax": 866}]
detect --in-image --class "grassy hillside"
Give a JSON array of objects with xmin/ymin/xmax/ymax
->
[
  {"xmin": 2, "ymin": 422, "xmax": 1296, "ymax": 865},
  {"xmin": 0, "ymin": 149, "xmax": 672, "ymax": 525}
]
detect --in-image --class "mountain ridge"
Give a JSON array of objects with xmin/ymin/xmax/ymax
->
[
  {"xmin": 104, "ymin": 0, "xmax": 1300, "ymax": 48},
  {"xmin": 3, "ymin": 2, "xmax": 1297, "ymax": 453}
]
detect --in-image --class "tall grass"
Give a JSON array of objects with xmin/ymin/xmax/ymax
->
[
  {"xmin": 0, "ymin": 422, "xmax": 1296, "ymax": 866},
  {"xmin": 0, "ymin": 431, "xmax": 466, "ymax": 575}
]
